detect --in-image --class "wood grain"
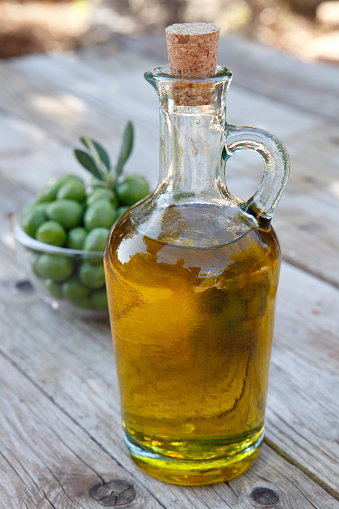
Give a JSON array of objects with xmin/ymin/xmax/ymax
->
[
  {"xmin": 0, "ymin": 249, "xmax": 338, "ymax": 507},
  {"xmin": 268, "ymin": 262, "xmax": 339, "ymax": 494},
  {"xmin": 0, "ymin": 47, "xmax": 338, "ymax": 289},
  {"xmin": 1, "ymin": 173, "xmax": 339, "ymax": 506},
  {"xmin": 0, "ymin": 353, "xmax": 163, "ymax": 508},
  {"xmin": 1, "ymin": 37, "xmax": 339, "ymax": 507}
]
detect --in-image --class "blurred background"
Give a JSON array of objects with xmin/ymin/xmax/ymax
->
[{"xmin": 0, "ymin": 0, "xmax": 338, "ymax": 62}]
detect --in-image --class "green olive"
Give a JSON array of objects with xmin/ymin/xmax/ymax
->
[
  {"xmin": 35, "ymin": 253, "xmax": 73, "ymax": 281},
  {"xmin": 35, "ymin": 220, "xmax": 67, "ymax": 247},
  {"xmin": 36, "ymin": 175, "xmax": 84, "ymax": 203},
  {"xmin": 79, "ymin": 261, "xmax": 105, "ymax": 289},
  {"xmin": 84, "ymin": 199, "xmax": 118, "ymax": 230},
  {"xmin": 57, "ymin": 180, "xmax": 86, "ymax": 202},
  {"xmin": 71, "ymin": 296, "xmax": 93, "ymax": 309},
  {"xmin": 44, "ymin": 278, "xmax": 64, "ymax": 299},
  {"xmin": 83, "ymin": 227, "xmax": 109, "ymax": 265},
  {"xmin": 67, "ymin": 227, "xmax": 87, "ymax": 249},
  {"xmin": 124, "ymin": 173, "xmax": 148, "ymax": 182},
  {"xmin": 21, "ymin": 203, "xmax": 47, "ymax": 237},
  {"xmin": 90, "ymin": 289, "xmax": 108, "ymax": 310},
  {"xmin": 56, "ymin": 174, "xmax": 84, "ymax": 186},
  {"xmin": 87, "ymin": 188, "xmax": 118, "ymax": 208},
  {"xmin": 35, "ymin": 179, "xmax": 61, "ymax": 203},
  {"xmin": 62, "ymin": 276, "xmax": 91, "ymax": 301},
  {"xmin": 116, "ymin": 175, "xmax": 150, "ymax": 206},
  {"xmin": 46, "ymin": 199, "xmax": 83, "ymax": 229},
  {"xmin": 83, "ymin": 227, "xmax": 109, "ymax": 252}
]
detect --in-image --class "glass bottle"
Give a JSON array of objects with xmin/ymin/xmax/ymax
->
[{"xmin": 104, "ymin": 61, "xmax": 289, "ymax": 485}]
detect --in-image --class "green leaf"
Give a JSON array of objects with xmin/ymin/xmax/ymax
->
[
  {"xmin": 80, "ymin": 137, "xmax": 111, "ymax": 171},
  {"xmin": 116, "ymin": 121, "xmax": 134, "ymax": 177},
  {"xmin": 79, "ymin": 137, "xmax": 103, "ymax": 174},
  {"xmin": 74, "ymin": 149, "xmax": 102, "ymax": 180}
]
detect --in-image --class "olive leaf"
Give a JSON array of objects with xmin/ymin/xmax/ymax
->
[
  {"xmin": 75, "ymin": 121, "xmax": 134, "ymax": 184},
  {"xmin": 74, "ymin": 149, "xmax": 102, "ymax": 180},
  {"xmin": 115, "ymin": 121, "xmax": 134, "ymax": 177},
  {"xmin": 80, "ymin": 137, "xmax": 111, "ymax": 172}
]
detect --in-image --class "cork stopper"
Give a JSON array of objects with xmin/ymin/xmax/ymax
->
[{"xmin": 166, "ymin": 23, "xmax": 220, "ymax": 78}]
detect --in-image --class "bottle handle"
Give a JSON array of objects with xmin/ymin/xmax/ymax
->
[{"xmin": 225, "ymin": 124, "xmax": 290, "ymax": 227}]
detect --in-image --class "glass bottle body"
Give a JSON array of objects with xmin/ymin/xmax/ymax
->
[{"xmin": 104, "ymin": 66, "xmax": 289, "ymax": 485}]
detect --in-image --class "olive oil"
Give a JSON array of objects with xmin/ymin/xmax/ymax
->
[{"xmin": 104, "ymin": 204, "xmax": 280, "ymax": 484}]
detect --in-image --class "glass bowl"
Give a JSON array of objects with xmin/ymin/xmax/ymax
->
[{"xmin": 13, "ymin": 215, "xmax": 109, "ymax": 319}]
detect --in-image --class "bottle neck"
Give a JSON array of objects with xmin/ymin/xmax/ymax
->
[
  {"xmin": 129, "ymin": 68, "xmax": 261, "ymax": 244},
  {"xmin": 158, "ymin": 98, "xmax": 227, "ymax": 204},
  {"xmin": 143, "ymin": 66, "xmax": 232, "ymax": 206}
]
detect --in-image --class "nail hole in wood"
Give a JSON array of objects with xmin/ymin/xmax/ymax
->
[
  {"xmin": 15, "ymin": 280, "xmax": 34, "ymax": 292},
  {"xmin": 89, "ymin": 480, "xmax": 136, "ymax": 506},
  {"xmin": 250, "ymin": 486, "xmax": 279, "ymax": 505}
]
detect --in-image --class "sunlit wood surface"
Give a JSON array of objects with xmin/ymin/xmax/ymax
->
[{"xmin": 0, "ymin": 34, "xmax": 338, "ymax": 508}]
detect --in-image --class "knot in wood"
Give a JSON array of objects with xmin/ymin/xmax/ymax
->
[
  {"xmin": 250, "ymin": 486, "xmax": 279, "ymax": 505},
  {"xmin": 15, "ymin": 280, "xmax": 33, "ymax": 292},
  {"xmin": 89, "ymin": 480, "xmax": 136, "ymax": 506}
]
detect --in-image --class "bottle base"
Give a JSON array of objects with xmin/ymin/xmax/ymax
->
[{"xmin": 124, "ymin": 428, "xmax": 264, "ymax": 486}]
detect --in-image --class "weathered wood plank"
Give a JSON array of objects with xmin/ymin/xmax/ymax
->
[
  {"xmin": 226, "ymin": 132, "xmax": 339, "ymax": 288},
  {"xmin": 267, "ymin": 262, "xmax": 339, "ymax": 493},
  {"xmin": 0, "ymin": 138, "xmax": 97, "ymax": 197},
  {"xmin": 1, "ymin": 252, "xmax": 338, "ymax": 508},
  {"xmin": 0, "ymin": 353, "xmax": 163, "ymax": 509},
  {"xmin": 1, "ymin": 41, "xmax": 339, "ymax": 505},
  {"xmin": 0, "ymin": 47, "xmax": 320, "ymax": 142},
  {"xmin": 1, "ymin": 175, "xmax": 338, "ymax": 505},
  {"xmin": 0, "ymin": 111, "xmax": 49, "ymax": 157},
  {"xmin": 1, "ymin": 49, "xmax": 338, "ymax": 290}
]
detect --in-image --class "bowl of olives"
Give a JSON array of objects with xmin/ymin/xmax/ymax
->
[{"xmin": 13, "ymin": 123, "xmax": 150, "ymax": 318}]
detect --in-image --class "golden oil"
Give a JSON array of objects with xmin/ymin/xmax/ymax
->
[{"xmin": 104, "ymin": 204, "xmax": 280, "ymax": 484}]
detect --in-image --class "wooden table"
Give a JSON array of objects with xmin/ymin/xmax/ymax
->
[{"xmin": 0, "ymin": 34, "xmax": 338, "ymax": 508}]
